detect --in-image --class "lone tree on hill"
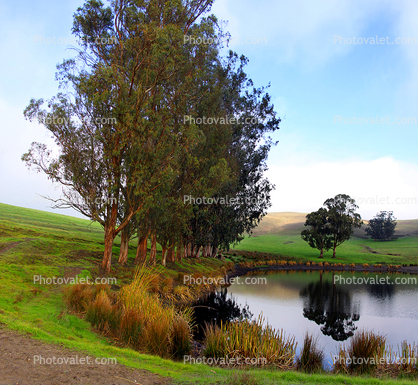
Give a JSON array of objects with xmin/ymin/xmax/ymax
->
[
  {"xmin": 365, "ymin": 211, "xmax": 397, "ymax": 241},
  {"xmin": 324, "ymin": 194, "xmax": 363, "ymax": 258},
  {"xmin": 301, "ymin": 208, "xmax": 332, "ymax": 258},
  {"xmin": 302, "ymin": 194, "xmax": 362, "ymax": 258}
]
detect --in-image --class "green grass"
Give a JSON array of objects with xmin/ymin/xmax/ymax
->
[
  {"xmin": 232, "ymin": 229, "xmax": 418, "ymax": 266},
  {"xmin": 1, "ymin": 202, "xmax": 418, "ymax": 384}
]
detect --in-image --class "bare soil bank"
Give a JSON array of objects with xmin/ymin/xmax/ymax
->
[{"xmin": 0, "ymin": 325, "xmax": 170, "ymax": 385}]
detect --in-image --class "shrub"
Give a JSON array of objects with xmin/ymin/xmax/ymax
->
[
  {"xmin": 170, "ymin": 310, "xmax": 193, "ymax": 358},
  {"xmin": 398, "ymin": 341, "xmax": 418, "ymax": 373},
  {"xmin": 334, "ymin": 330, "xmax": 387, "ymax": 375},
  {"xmin": 363, "ymin": 263, "xmax": 369, "ymax": 268},
  {"xmin": 204, "ymin": 315, "xmax": 296, "ymax": 368},
  {"xmin": 64, "ymin": 283, "xmax": 94, "ymax": 312},
  {"xmin": 119, "ymin": 306, "xmax": 143, "ymax": 348},
  {"xmin": 85, "ymin": 290, "xmax": 119, "ymax": 333},
  {"xmin": 204, "ymin": 323, "xmax": 227, "ymax": 358},
  {"xmin": 296, "ymin": 333, "xmax": 325, "ymax": 373},
  {"xmin": 66, "ymin": 266, "xmax": 193, "ymax": 359}
]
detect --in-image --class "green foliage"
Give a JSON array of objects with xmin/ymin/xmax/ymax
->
[
  {"xmin": 301, "ymin": 208, "xmax": 332, "ymax": 258},
  {"xmin": 366, "ymin": 211, "xmax": 397, "ymax": 241},
  {"xmin": 22, "ymin": 0, "xmax": 280, "ymax": 273},
  {"xmin": 323, "ymin": 194, "xmax": 363, "ymax": 258},
  {"xmin": 301, "ymin": 194, "xmax": 363, "ymax": 259}
]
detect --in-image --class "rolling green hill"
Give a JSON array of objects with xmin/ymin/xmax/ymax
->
[{"xmin": 233, "ymin": 212, "xmax": 418, "ymax": 265}]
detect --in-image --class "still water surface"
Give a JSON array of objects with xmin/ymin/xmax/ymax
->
[{"xmin": 194, "ymin": 270, "xmax": 418, "ymax": 367}]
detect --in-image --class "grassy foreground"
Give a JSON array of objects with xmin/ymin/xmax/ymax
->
[{"xmin": 0, "ymin": 202, "xmax": 417, "ymax": 384}]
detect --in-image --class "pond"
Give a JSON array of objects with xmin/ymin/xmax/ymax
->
[{"xmin": 193, "ymin": 270, "xmax": 418, "ymax": 368}]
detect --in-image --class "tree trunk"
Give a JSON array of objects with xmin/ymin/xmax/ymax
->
[
  {"xmin": 211, "ymin": 247, "xmax": 218, "ymax": 258},
  {"xmin": 319, "ymin": 249, "xmax": 324, "ymax": 258},
  {"xmin": 102, "ymin": 204, "xmax": 118, "ymax": 274},
  {"xmin": 186, "ymin": 242, "xmax": 192, "ymax": 258},
  {"xmin": 175, "ymin": 239, "xmax": 184, "ymax": 262},
  {"xmin": 161, "ymin": 243, "xmax": 168, "ymax": 267},
  {"xmin": 202, "ymin": 244, "xmax": 210, "ymax": 258},
  {"xmin": 118, "ymin": 227, "xmax": 130, "ymax": 265},
  {"xmin": 194, "ymin": 245, "xmax": 202, "ymax": 259},
  {"xmin": 149, "ymin": 233, "xmax": 157, "ymax": 266},
  {"xmin": 135, "ymin": 230, "xmax": 149, "ymax": 265},
  {"xmin": 332, "ymin": 244, "xmax": 337, "ymax": 258},
  {"xmin": 167, "ymin": 244, "xmax": 175, "ymax": 263}
]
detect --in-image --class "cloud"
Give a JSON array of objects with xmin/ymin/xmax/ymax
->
[
  {"xmin": 266, "ymin": 156, "xmax": 418, "ymax": 220},
  {"xmin": 212, "ymin": 0, "xmax": 396, "ymax": 66},
  {"xmin": 0, "ymin": 97, "xmax": 80, "ymax": 217}
]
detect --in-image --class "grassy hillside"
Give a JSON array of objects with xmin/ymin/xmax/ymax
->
[
  {"xmin": 232, "ymin": 212, "xmax": 418, "ymax": 265},
  {"xmin": 1, "ymin": 203, "xmax": 418, "ymax": 385}
]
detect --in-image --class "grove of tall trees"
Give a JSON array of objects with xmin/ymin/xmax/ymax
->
[{"xmin": 22, "ymin": 0, "xmax": 280, "ymax": 273}]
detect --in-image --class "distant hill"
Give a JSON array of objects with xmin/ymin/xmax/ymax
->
[
  {"xmin": 251, "ymin": 212, "xmax": 307, "ymax": 236},
  {"xmin": 253, "ymin": 212, "xmax": 418, "ymax": 239}
]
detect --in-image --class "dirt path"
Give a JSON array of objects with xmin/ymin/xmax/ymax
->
[{"xmin": 0, "ymin": 326, "xmax": 170, "ymax": 385}]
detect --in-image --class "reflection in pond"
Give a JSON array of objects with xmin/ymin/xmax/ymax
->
[
  {"xmin": 300, "ymin": 273, "xmax": 360, "ymax": 341},
  {"xmin": 367, "ymin": 281, "xmax": 395, "ymax": 300},
  {"xmin": 220, "ymin": 269, "xmax": 418, "ymax": 365},
  {"xmin": 192, "ymin": 288, "xmax": 253, "ymax": 340}
]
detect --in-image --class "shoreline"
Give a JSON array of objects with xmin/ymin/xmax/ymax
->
[{"xmin": 226, "ymin": 263, "xmax": 418, "ymax": 280}]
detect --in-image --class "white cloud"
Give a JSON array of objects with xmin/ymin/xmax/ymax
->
[
  {"xmin": 266, "ymin": 156, "xmax": 418, "ymax": 219},
  {"xmin": 212, "ymin": 0, "xmax": 396, "ymax": 66},
  {"xmin": 0, "ymin": 97, "xmax": 81, "ymax": 218}
]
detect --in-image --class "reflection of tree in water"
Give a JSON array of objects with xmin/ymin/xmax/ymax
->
[
  {"xmin": 192, "ymin": 288, "xmax": 253, "ymax": 341},
  {"xmin": 300, "ymin": 273, "xmax": 360, "ymax": 341},
  {"xmin": 367, "ymin": 282, "xmax": 395, "ymax": 300}
]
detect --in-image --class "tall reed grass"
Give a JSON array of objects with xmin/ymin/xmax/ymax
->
[
  {"xmin": 65, "ymin": 266, "xmax": 193, "ymax": 359},
  {"xmin": 333, "ymin": 330, "xmax": 387, "ymax": 375},
  {"xmin": 296, "ymin": 333, "xmax": 324, "ymax": 373},
  {"xmin": 204, "ymin": 314, "xmax": 296, "ymax": 368}
]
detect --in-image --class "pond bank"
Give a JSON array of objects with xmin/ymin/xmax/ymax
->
[{"xmin": 226, "ymin": 263, "xmax": 418, "ymax": 280}]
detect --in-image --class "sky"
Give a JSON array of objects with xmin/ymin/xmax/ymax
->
[{"xmin": 0, "ymin": 0, "xmax": 417, "ymax": 220}]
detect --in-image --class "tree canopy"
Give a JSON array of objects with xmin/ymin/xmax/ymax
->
[
  {"xmin": 301, "ymin": 194, "xmax": 362, "ymax": 258},
  {"xmin": 365, "ymin": 211, "xmax": 397, "ymax": 241},
  {"xmin": 301, "ymin": 208, "xmax": 332, "ymax": 258},
  {"xmin": 22, "ymin": 0, "xmax": 280, "ymax": 273}
]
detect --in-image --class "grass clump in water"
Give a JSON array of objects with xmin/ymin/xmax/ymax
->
[
  {"xmin": 333, "ymin": 329, "xmax": 387, "ymax": 375},
  {"xmin": 296, "ymin": 332, "xmax": 324, "ymax": 373},
  {"xmin": 204, "ymin": 314, "xmax": 296, "ymax": 369}
]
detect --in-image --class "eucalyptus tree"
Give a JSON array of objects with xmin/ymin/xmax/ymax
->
[
  {"xmin": 323, "ymin": 194, "xmax": 363, "ymax": 258},
  {"xmin": 365, "ymin": 211, "xmax": 397, "ymax": 241},
  {"xmin": 183, "ymin": 51, "xmax": 280, "ymax": 255},
  {"xmin": 301, "ymin": 208, "xmax": 332, "ymax": 258},
  {"xmin": 23, "ymin": 0, "xmax": 223, "ymax": 273}
]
